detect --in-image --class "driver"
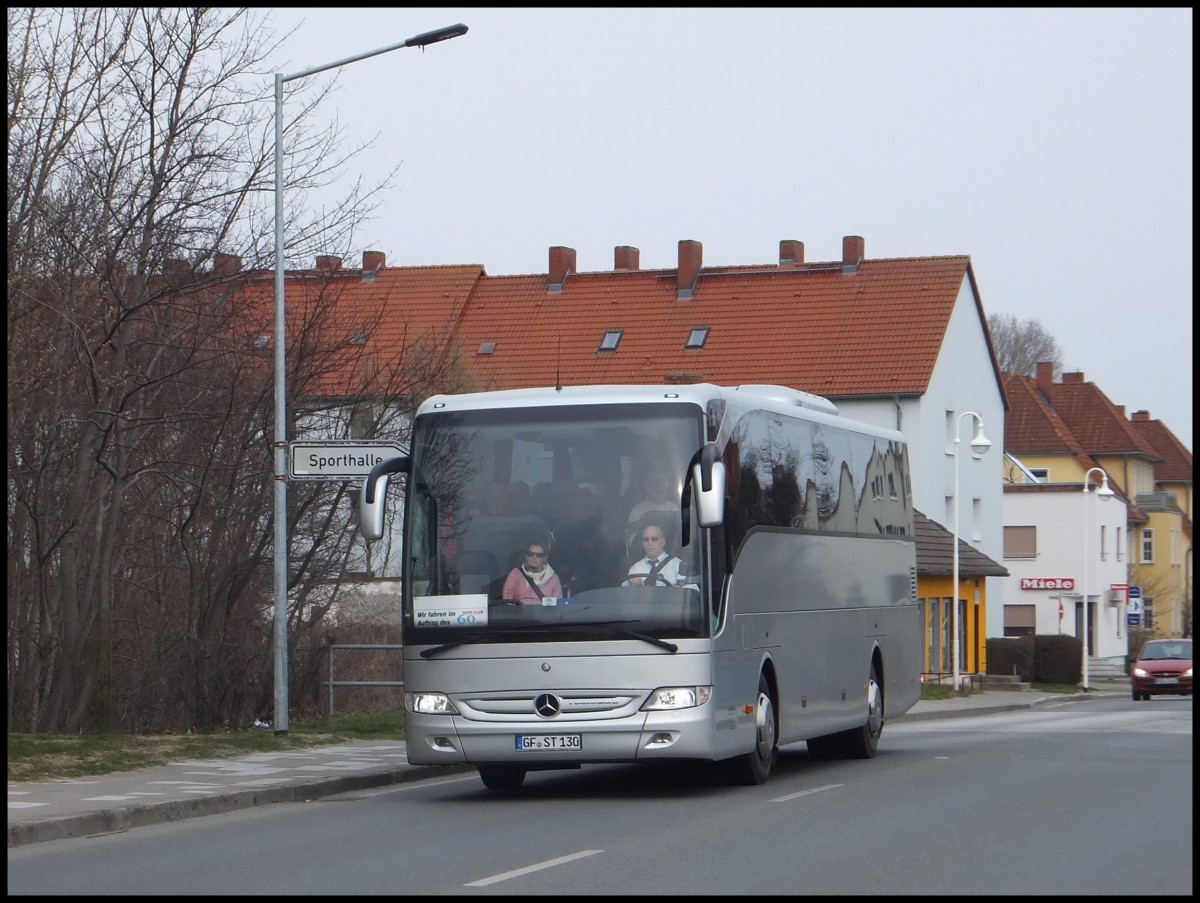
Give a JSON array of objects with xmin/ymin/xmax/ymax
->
[{"xmin": 622, "ymin": 519, "xmax": 685, "ymax": 587}]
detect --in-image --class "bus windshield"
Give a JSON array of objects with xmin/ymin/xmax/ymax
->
[{"xmin": 403, "ymin": 402, "xmax": 710, "ymax": 644}]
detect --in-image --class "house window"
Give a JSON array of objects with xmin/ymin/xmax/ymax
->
[
  {"xmin": 1116, "ymin": 527, "xmax": 1123, "ymax": 561},
  {"xmin": 1004, "ymin": 525, "xmax": 1037, "ymax": 559},
  {"xmin": 348, "ymin": 331, "xmax": 368, "ymax": 346},
  {"xmin": 1143, "ymin": 596, "xmax": 1154, "ymax": 631},
  {"xmin": 1003, "ymin": 604, "xmax": 1037, "ymax": 637},
  {"xmin": 1028, "ymin": 467, "xmax": 1049, "ymax": 481},
  {"xmin": 253, "ymin": 334, "xmax": 271, "ymax": 348},
  {"xmin": 599, "ymin": 329, "xmax": 623, "ymax": 351},
  {"xmin": 945, "ymin": 410, "xmax": 955, "ymax": 455},
  {"xmin": 971, "ymin": 498, "xmax": 982, "ymax": 542},
  {"xmin": 1099, "ymin": 524, "xmax": 1107, "ymax": 560},
  {"xmin": 685, "ymin": 327, "xmax": 710, "ymax": 349},
  {"xmin": 477, "ymin": 341, "xmax": 496, "ymax": 355},
  {"xmin": 1141, "ymin": 528, "xmax": 1154, "ymax": 564}
]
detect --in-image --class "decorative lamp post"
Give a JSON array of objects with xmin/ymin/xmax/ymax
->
[
  {"xmin": 951, "ymin": 411, "xmax": 991, "ymax": 689},
  {"xmin": 272, "ymin": 23, "xmax": 468, "ymax": 734},
  {"xmin": 1081, "ymin": 466, "xmax": 1115, "ymax": 690}
]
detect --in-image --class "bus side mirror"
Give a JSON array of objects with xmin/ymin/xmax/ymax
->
[
  {"xmin": 692, "ymin": 444, "xmax": 725, "ymax": 528},
  {"xmin": 359, "ymin": 455, "xmax": 410, "ymax": 541}
]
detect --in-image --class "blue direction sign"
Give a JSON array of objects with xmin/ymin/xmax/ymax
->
[
  {"xmin": 1127, "ymin": 613, "xmax": 1141, "ymax": 626},
  {"xmin": 289, "ymin": 441, "xmax": 406, "ymax": 481}
]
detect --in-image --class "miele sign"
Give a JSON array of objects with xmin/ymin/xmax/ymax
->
[{"xmin": 1020, "ymin": 577, "xmax": 1076, "ymax": 591}]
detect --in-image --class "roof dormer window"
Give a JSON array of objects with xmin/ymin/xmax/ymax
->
[
  {"xmin": 599, "ymin": 329, "xmax": 623, "ymax": 352},
  {"xmin": 685, "ymin": 326, "xmax": 710, "ymax": 349}
]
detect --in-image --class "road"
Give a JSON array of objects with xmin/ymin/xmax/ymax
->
[{"xmin": 7, "ymin": 696, "xmax": 1192, "ymax": 895}]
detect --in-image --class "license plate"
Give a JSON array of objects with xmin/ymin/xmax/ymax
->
[
  {"xmin": 1154, "ymin": 677, "xmax": 1179, "ymax": 685},
  {"xmin": 515, "ymin": 734, "xmax": 581, "ymax": 751}
]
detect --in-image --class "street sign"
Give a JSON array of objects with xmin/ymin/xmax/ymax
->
[
  {"xmin": 1127, "ymin": 596, "xmax": 1144, "ymax": 616},
  {"xmin": 1127, "ymin": 613, "xmax": 1141, "ymax": 626},
  {"xmin": 289, "ymin": 441, "xmax": 406, "ymax": 481},
  {"xmin": 1128, "ymin": 585, "xmax": 1142, "ymax": 599}
]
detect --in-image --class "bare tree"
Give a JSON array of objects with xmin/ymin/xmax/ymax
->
[
  {"xmin": 7, "ymin": 8, "xmax": 466, "ymax": 733},
  {"xmin": 986, "ymin": 312, "xmax": 1064, "ymax": 377}
]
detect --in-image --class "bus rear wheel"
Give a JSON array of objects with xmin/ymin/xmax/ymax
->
[
  {"xmin": 836, "ymin": 663, "xmax": 883, "ymax": 759},
  {"xmin": 725, "ymin": 673, "xmax": 778, "ymax": 785},
  {"xmin": 478, "ymin": 765, "xmax": 526, "ymax": 790}
]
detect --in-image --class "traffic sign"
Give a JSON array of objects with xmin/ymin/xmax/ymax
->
[
  {"xmin": 1127, "ymin": 613, "xmax": 1141, "ymax": 626},
  {"xmin": 289, "ymin": 441, "xmax": 406, "ymax": 481},
  {"xmin": 1128, "ymin": 585, "xmax": 1142, "ymax": 599}
]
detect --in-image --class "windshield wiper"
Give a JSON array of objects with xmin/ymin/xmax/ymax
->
[
  {"xmin": 419, "ymin": 625, "xmax": 559, "ymax": 658},
  {"xmin": 420, "ymin": 632, "xmax": 488, "ymax": 658},
  {"xmin": 577, "ymin": 621, "xmax": 678, "ymax": 653},
  {"xmin": 420, "ymin": 622, "xmax": 679, "ymax": 656}
]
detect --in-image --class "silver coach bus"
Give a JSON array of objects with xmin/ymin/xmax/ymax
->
[{"xmin": 359, "ymin": 384, "xmax": 920, "ymax": 789}]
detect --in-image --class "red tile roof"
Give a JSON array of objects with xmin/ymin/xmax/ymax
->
[
  {"xmin": 453, "ymin": 254, "xmax": 981, "ymax": 399},
  {"xmin": 1035, "ymin": 369, "xmax": 1161, "ymax": 460},
  {"xmin": 1003, "ymin": 373, "xmax": 1094, "ymax": 464},
  {"xmin": 1128, "ymin": 413, "xmax": 1193, "ymax": 484},
  {"xmin": 242, "ymin": 241, "xmax": 1002, "ymax": 408}
]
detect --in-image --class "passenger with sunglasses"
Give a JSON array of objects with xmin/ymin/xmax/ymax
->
[{"xmin": 501, "ymin": 538, "xmax": 563, "ymax": 604}]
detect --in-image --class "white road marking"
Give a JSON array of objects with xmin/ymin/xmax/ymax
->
[
  {"xmin": 464, "ymin": 849, "xmax": 605, "ymax": 887},
  {"xmin": 771, "ymin": 783, "xmax": 843, "ymax": 802}
]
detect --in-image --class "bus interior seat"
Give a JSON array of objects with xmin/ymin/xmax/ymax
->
[{"xmin": 453, "ymin": 549, "xmax": 498, "ymax": 595}]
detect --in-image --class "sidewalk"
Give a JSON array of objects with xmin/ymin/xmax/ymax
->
[{"xmin": 8, "ymin": 682, "xmax": 1126, "ymax": 849}]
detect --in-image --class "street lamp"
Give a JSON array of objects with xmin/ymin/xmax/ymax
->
[
  {"xmin": 951, "ymin": 411, "xmax": 991, "ymax": 689},
  {"xmin": 1081, "ymin": 466, "xmax": 1115, "ymax": 691},
  {"xmin": 272, "ymin": 23, "xmax": 468, "ymax": 734}
]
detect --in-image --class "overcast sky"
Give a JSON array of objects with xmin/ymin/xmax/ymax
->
[{"xmin": 266, "ymin": 8, "xmax": 1193, "ymax": 451}]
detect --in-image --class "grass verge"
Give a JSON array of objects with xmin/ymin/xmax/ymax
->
[{"xmin": 7, "ymin": 711, "xmax": 405, "ymax": 783}]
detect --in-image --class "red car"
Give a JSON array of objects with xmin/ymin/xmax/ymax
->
[{"xmin": 1130, "ymin": 638, "xmax": 1193, "ymax": 700}]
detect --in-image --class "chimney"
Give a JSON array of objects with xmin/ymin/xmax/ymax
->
[
  {"xmin": 779, "ymin": 240, "xmax": 805, "ymax": 267},
  {"xmin": 841, "ymin": 235, "xmax": 864, "ymax": 273},
  {"xmin": 213, "ymin": 252, "xmax": 242, "ymax": 277},
  {"xmin": 1131, "ymin": 410, "xmax": 1152, "ymax": 422},
  {"xmin": 315, "ymin": 255, "xmax": 343, "ymax": 272},
  {"xmin": 548, "ymin": 245, "xmax": 576, "ymax": 293},
  {"xmin": 362, "ymin": 250, "xmax": 386, "ymax": 272},
  {"xmin": 1035, "ymin": 361, "xmax": 1055, "ymax": 396},
  {"xmin": 614, "ymin": 245, "xmax": 640, "ymax": 271},
  {"xmin": 677, "ymin": 239, "xmax": 702, "ymax": 300},
  {"xmin": 1062, "ymin": 372, "xmax": 1085, "ymax": 384}
]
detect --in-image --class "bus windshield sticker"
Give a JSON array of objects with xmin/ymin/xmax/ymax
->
[{"xmin": 413, "ymin": 594, "xmax": 489, "ymax": 628}]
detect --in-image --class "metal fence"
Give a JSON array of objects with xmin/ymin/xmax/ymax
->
[{"xmin": 326, "ymin": 643, "xmax": 403, "ymax": 716}]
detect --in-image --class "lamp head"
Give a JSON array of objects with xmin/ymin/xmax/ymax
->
[{"xmin": 969, "ymin": 422, "xmax": 991, "ymax": 457}]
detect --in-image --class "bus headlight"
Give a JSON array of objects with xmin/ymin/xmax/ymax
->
[
  {"xmin": 405, "ymin": 692, "xmax": 458, "ymax": 715},
  {"xmin": 642, "ymin": 686, "xmax": 712, "ymax": 710}
]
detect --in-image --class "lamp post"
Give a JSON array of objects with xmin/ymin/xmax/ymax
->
[
  {"xmin": 1080, "ymin": 466, "xmax": 1114, "ymax": 691},
  {"xmin": 951, "ymin": 411, "xmax": 991, "ymax": 689},
  {"xmin": 272, "ymin": 23, "xmax": 468, "ymax": 735}
]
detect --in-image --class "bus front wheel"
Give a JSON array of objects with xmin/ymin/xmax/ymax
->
[
  {"xmin": 725, "ymin": 673, "xmax": 778, "ymax": 785},
  {"xmin": 478, "ymin": 765, "xmax": 526, "ymax": 790}
]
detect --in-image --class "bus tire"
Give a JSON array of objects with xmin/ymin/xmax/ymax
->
[
  {"xmin": 725, "ymin": 673, "xmax": 778, "ymax": 785},
  {"xmin": 478, "ymin": 765, "xmax": 526, "ymax": 790},
  {"xmin": 837, "ymin": 662, "xmax": 883, "ymax": 759}
]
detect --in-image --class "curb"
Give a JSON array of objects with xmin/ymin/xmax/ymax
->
[
  {"xmin": 899, "ymin": 686, "xmax": 1122, "ymax": 723},
  {"xmin": 7, "ymin": 763, "xmax": 474, "ymax": 849}
]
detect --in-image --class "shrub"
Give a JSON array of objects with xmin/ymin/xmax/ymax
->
[
  {"xmin": 986, "ymin": 637, "xmax": 1034, "ymax": 681},
  {"xmin": 1033, "ymin": 635, "xmax": 1082, "ymax": 684}
]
